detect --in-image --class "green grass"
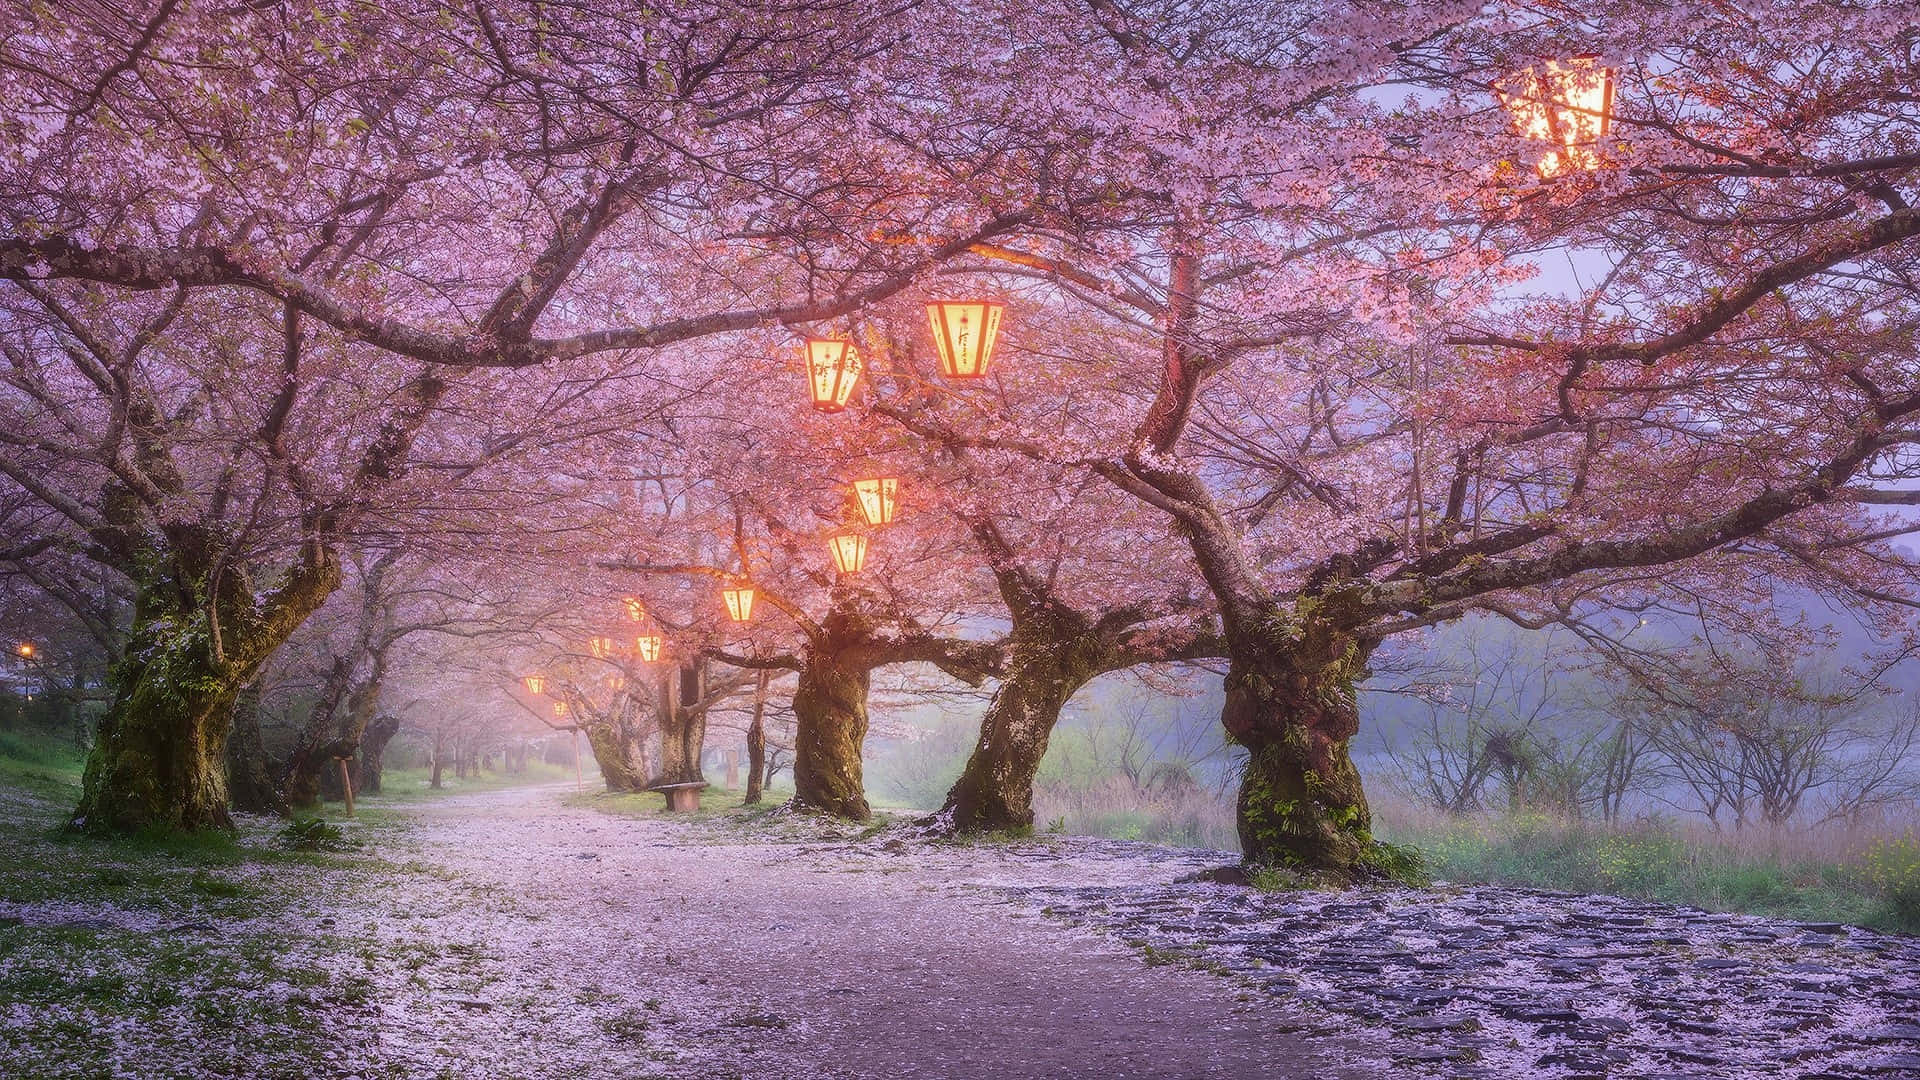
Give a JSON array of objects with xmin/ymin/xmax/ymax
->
[
  {"xmin": 1378, "ymin": 811, "xmax": 1920, "ymax": 935},
  {"xmin": 366, "ymin": 759, "xmax": 579, "ymax": 802},
  {"xmin": 0, "ymin": 727, "xmax": 421, "ymax": 1077}
]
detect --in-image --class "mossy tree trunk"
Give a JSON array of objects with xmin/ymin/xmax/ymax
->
[
  {"xmin": 790, "ymin": 646, "xmax": 872, "ymax": 820},
  {"xmin": 583, "ymin": 720, "xmax": 646, "ymax": 792},
  {"xmin": 1221, "ymin": 612, "xmax": 1377, "ymax": 878},
  {"xmin": 72, "ymin": 543, "xmax": 339, "ymax": 835}
]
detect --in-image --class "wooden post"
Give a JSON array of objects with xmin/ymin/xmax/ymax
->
[
  {"xmin": 573, "ymin": 729, "xmax": 583, "ymax": 790},
  {"xmin": 337, "ymin": 757, "xmax": 356, "ymax": 817}
]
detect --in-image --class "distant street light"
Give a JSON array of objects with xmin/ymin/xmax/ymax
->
[{"xmin": 1500, "ymin": 56, "xmax": 1616, "ymax": 175}]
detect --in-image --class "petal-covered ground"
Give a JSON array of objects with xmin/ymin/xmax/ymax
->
[{"xmin": 3, "ymin": 781, "xmax": 1916, "ymax": 1079}]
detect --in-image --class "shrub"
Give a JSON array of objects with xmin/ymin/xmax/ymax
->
[
  {"xmin": 276, "ymin": 817, "xmax": 357, "ymax": 853},
  {"xmin": 1865, "ymin": 831, "xmax": 1920, "ymax": 932}
]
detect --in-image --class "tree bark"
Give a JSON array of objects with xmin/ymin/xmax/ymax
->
[
  {"xmin": 584, "ymin": 722, "xmax": 646, "ymax": 792},
  {"xmin": 354, "ymin": 714, "xmax": 400, "ymax": 794},
  {"xmin": 941, "ymin": 629, "xmax": 1099, "ymax": 833},
  {"xmin": 790, "ymin": 647, "xmax": 871, "ymax": 820},
  {"xmin": 225, "ymin": 681, "xmax": 288, "ymax": 816},
  {"xmin": 1221, "ymin": 624, "xmax": 1376, "ymax": 878},
  {"xmin": 745, "ymin": 671, "xmax": 768, "ymax": 804}
]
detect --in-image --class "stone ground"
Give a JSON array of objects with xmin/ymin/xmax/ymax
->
[{"xmin": 5, "ymin": 781, "xmax": 1918, "ymax": 1079}]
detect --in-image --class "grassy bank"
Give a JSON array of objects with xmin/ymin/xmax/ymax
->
[{"xmin": 1375, "ymin": 802, "xmax": 1920, "ymax": 935}]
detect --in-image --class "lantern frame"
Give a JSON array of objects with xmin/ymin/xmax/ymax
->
[
  {"xmin": 523, "ymin": 675, "xmax": 547, "ymax": 695},
  {"xmin": 805, "ymin": 338, "xmax": 863, "ymax": 412},
  {"xmin": 588, "ymin": 635, "xmax": 615, "ymax": 659},
  {"xmin": 623, "ymin": 596, "xmax": 646, "ymax": 622},
  {"xmin": 828, "ymin": 532, "xmax": 869, "ymax": 574},
  {"xmin": 635, "ymin": 634, "xmax": 663, "ymax": 663},
  {"xmin": 722, "ymin": 585, "xmax": 756, "ymax": 623},
  {"xmin": 1499, "ymin": 56, "xmax": 1616, "ymax": 175},
  {"xmin": 553, "ymin": 701, "xmax": 570, "ymax": 718},
  {"xmin": 926, "ymin": 300, "xmax": 1005, "ymax": 380},
  {"xmin": 852, "ymin": 477, "xmax": 899, "ymax": 526}
]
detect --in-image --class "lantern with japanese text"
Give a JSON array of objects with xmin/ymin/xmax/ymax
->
[
  {"xmin": 852, "ymin": 477, "xmax": 898, "ymax": 526},
  {"xmin": 828, "ymin": 532, "xmax": 869, "ymax": 574},
  {"xmin": 553, "ymin": 701, "xmax": 569, "ymax": 718},
  {"xmin": 722, "ymin": 585, "xmax": 756, "ymax": 623},
  {"xmin": 805, "ymin": 338, "xmax": 863, "ymax": 411},
  {"xmin": 588, "ymin": 636, "xmax": 615, "ymax": 659},
  {"xmin": 635, "ymin": 635, "xmax": 663, "ymax": 662},
  {"xmin": 926, "ymin": 301, "xmax": 1004, "ymax": 379},
  {"xmin": 623, "ymin": 596, "xmax": 646, "ymax": 622}
]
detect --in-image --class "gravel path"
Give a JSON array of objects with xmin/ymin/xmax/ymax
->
[{"xmin": 357, "ymin": 783, "xmax": 1357, "ymax": 1079}]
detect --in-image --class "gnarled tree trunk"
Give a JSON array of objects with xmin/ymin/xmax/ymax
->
[
  {"xmin": 790, "ymin": 647, "xmax": 871, "ymax": 820},
  {"xmin": 584, "ymin": 721, "xmax": 646, "ymax": 792},
  {"xmin": 1222, "ymin": 619, "xmax": 1377, "ymax": 878},
  {"xmin": 941, "ymin": 622, "xmax": 1101, "ymax": 833},
  {"xmin": 72, "ymin": 551, "xmax": 338, "ymax": 834}
]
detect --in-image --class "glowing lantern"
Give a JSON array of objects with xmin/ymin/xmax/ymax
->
[
  {"xmin": 636, "ymin": 635, "xmax": 663, "ymax": 662},
  {"xmin": 1499, "ymin": 56, "xmax": 1616, "ymax": 175},
  {"xmin": 926, "ymin": 301, "xmax": 1004, "ymax": 379},
  {"xmin": 589, "ymin": 636, "xmax": 616, "ymax": 659},
  {"xmin": 623, "ymin": 596, "xmax": 646, "ymax": 622},
  {"xmin": 523, "ymin": 674, "xmax": 547, "ymax": 695},
  {"xmin": 553, "ymin": 701, "xmax": 569, "ymax": 718},
  {"xmin": 722, "ymin": 585, "xmax": 756, "ymax": 623},
  {"xmin": 15, "ymin": 643, "xmax": 33, "ymax": 660},
  {"xmin": 852, "ymin": 477, "xmax": 898, "ymax": 526},
  {"xmin": 607, "ymin": 674, "xmax": 627, "ymax": 691},
  {"xmin": 805, "ymin": 338, "xmax": 863, "ymax": 412},
  {"xmin": 828, "ymin": 532, "xmax": 869, "ymax": 574}
]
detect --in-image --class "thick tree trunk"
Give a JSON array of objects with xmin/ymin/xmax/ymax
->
[
  {"xmin": 73, "ymin": 614, "xmax": 266, "ymax": 834},
  {"xmin": 225, "ymin": 681, "xmax": 288, "ymax": 816},
  {"xmin": 1221, "ymin": 630, "xmax": 1376, "ymax": 879},
  {"xmin": 941, "ymin": 630, "xmax": 1098, "ymax": 833},
  {"xmin": 584, "ymin": 722, "xmax": 646, "ymax": 792},
  {"xmin": 745, "ymin": 672, "xmax": 768, "ymax": 804},
  {"xmin": 790, "ymin": 649, "xmax": 871, "ymax": 820},
  {"xmin": 354, "ymin": 715, "xmax": 400, "ymax": 794},
  {"xmin": 652, "ymin": 662, "xmax": 709, "ymax": 786}
]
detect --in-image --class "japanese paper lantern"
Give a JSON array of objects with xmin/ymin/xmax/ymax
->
[
  {"xmin": 607, "ymin": 674, "xmax": 627, "ymax": 691},
  {"xmin": 1499, "ymin": 56, "xmax": 1616, "ymax": 175},
  {"xmin": 722, "ymin": 585, "xmax": 756, "ymax": 623},
  {"xmin": 588, "ymin": 636, "xmax": 615, "ymax": 659},
  {"xmin": 852, "ymin": 477, "xmax": 898, "ymax": 526},
  {"xmin": 553, "ymin": 701, "xmax": 569, "ymax": 718},
  {"xmin": 623, "ymin": 596, "xmax": 646, "ymax": 622},
  {"xmin": 636, "ymin": 635, "xmax": 663, "ymax": 662},
  {"xmin": 926, "ymin": 301, "xmax": 1004, "ymax": 379},
  {"xmin": 523, "ymin": 675, "xmax": 547, "ymax": 695},
  {"xmin": 828, "ymin": 532, "xmax": 868, "ymax": 574},
  {"xmin": 805, "ymin": 338, "xmax": 863, "ymax": 412}
]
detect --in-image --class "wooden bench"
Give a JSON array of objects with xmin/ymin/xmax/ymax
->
[{"xmin": 645, "ymin": 781, "xmax": 709, "ymax": 812}]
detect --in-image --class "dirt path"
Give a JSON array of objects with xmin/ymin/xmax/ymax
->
[{"xmin": 359, "ymin": 783, "xmax": 1355, "ymax": 1079}]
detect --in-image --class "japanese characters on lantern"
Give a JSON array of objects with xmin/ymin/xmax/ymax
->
[
  {"xmin": 523, "ymin": 675, "xmax": 547, "ymax": 695},
  {"xmin": 635, "ymin": 634, "xmax": 663, "ymax": 662},
  {"xmin": 722, "ymin": 585, "xmax": 756, "ymax": 622},
  {"xmin": 553, "ymin": 701, "xmax": 569, "ymax": 718},
  {"xmin": 828, "ymin": 532, "xmax": 869, "ymax": 574},
  {"xmin": 805, "ymin": 338, "xmax": 863, "ymax": 411},
  {"xmin": 588, "ymin": 636, "xmax": 614, "ymax": 659},
  {"xmin": 926, "ymin": 301, "xmax": 1004, "ymax": 379},
  {"xmin": 853, "ymin": 477, "xmax": 898, "ymax": 526},
  {"xmin": 1499, "ymin": 56, "xmax": 1616, "ymax": 175}
]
